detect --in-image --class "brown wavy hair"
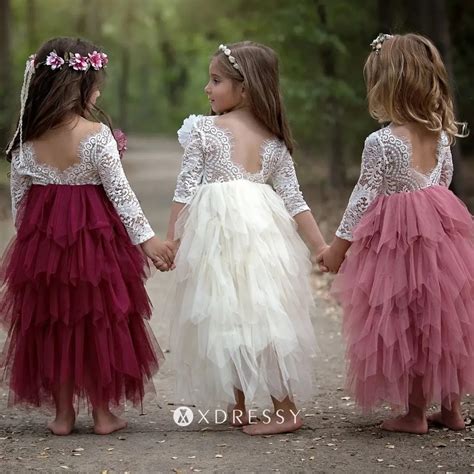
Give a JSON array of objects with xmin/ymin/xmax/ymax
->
[
  {"xmin": 364, "ymin": 33, "xmax": 468, "ymax": 144},
  {"xmin": 6, "ymin": 36, "xmax": 112, "ymax": 161},
  {"xmin": 212, "ymin": 41, "xmax": 294, "ymax": 153}
]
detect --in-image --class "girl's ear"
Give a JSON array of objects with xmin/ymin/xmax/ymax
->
[{"xmin": 240, "ymin": 83, "xmax": 246, "ymax": 99}]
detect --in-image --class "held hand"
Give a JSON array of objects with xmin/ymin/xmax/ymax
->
[
  {"xmin": 141, "ymin": 236, "xmax": 176, "ymax": 270},
  {"xmin": 154, "ymin": 240, "xmax": 179, "ymax": 272},
  {"xmin": 312, "ymin": 244, "xmax": 330, "ymax": 273},
  {"xmin": 320, "ymin": 246, "xmax": 345, "ymax": 274}
]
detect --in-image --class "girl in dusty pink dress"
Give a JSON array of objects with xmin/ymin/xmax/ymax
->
[
  {"xmin": 320, "ymin": 33, "xmax": 474, "ymax": 434},
  {"xmin": 0, "ymin": 37, "xmax": 174, "ymax": 435}
]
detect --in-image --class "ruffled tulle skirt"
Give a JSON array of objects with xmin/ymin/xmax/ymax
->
[
  {"xmin": 163, "ymin": 180, "xmax": 317, "ymax": 407},
  {"xmin": 0, "ymin": 184, "xmax": 163, "ymax": 409},
  {"xmin": 332, "ymin": 185, "xmax": 474, "ymax": 411}
]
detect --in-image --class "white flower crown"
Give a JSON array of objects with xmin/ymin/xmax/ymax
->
[
  {"xmin": 218, "ymin": 44, "xmax": 241, "ymax": 71},
  {"xmin": 370, "ymin": 33, "xmax": 393, "ymax": 53}
]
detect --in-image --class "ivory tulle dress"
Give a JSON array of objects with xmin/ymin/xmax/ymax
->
[
  {"xmin": 0, "ymin": 124, "xmax": 163, "ymax": 408},
  {"xmin": 333, "ymin": 127, "xmax": 474, "ymax": 411},
  {"xmin": 163, "ymin": 114, "xmax": 317, "ymax": 407}
]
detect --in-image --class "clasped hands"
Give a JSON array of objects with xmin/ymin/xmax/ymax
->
[
  {"xmin": 313, "ymin": 243, "xmax": 346, "ymax": 274},
  {"xmin": 141, "ymin": 236, "xmax": 178, "ymax": 272}
]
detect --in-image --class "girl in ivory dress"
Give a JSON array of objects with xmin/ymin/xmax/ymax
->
[
  {"xmin": 164, "ymin": 41, "xmax": 328, "ymax": 435},
  {"xmin": 0, "ymin": 37, "xmax": 175, "ymax": 436},
  {"xmin": 320, "ymin": 33, "xmax": 474, "ymax": 434}
]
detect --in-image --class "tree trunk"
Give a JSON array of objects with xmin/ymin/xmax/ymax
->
[
  {"xmin": 316, "ymin": 1, "xmax": 346, "ymax": 188},
  {"xmin": 410, "ymin": 0, "xmax": 463, "ymax": 195},
  {"xmin": 118, "ymin": 4, "xmax": 134, "ymax": 129},
  {"xmin": 378, "ymin": 0, "xmax": 395, "ymax": 32},
  {"xmin": 0, "ymin": 0, "xmax": 12, "ymax": 150},
  {"xmin": 118, "ymin": 47, "xmax": 130, "ymax": 130},
  {"xmin": 26, "ymin": 0, "xmax": 37, "ymax": 51}
]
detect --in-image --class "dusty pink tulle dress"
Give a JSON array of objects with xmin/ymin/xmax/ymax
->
[
  {"xmin": 0, "ymin": 124, "xmax": 163, "ymax": 408},
  {"xmin": 333, "ymin": 127, "xmax": 474, "ymax": 412}
]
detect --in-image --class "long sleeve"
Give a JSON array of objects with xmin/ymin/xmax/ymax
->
[
  {"xmin": 271, "ymin": 147, "xmax": 310, "ymax": 217},
  {"xmin": 173, "ymin": 122, "xmax": 205, "ymax": 204},
  {"xmin": 10, "ymin": 153, "xmax": 32, "ymax": 227},
  {"xmin": 336, "ymin": 134, "xmax": 385, "ymax": 241},
  {"xmin": 439, "ymin": 146, "xmax": 453, "ymax": 187},
  {"xmin": 95, "ymin": 129, "xmax": 154, "ymax": 245}
]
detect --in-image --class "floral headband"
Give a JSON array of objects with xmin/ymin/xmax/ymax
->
[
  {"xmin": 370, "ymin": 33, "xmax": 393, "ymax": 53},
  {"xmin": 31, "ymin": 50, "xmax": 108, "ymax": 71},
  {"xmin": 6, "ymin": 49, "xmax": 108, "ymax": 159},
  {"xmin": 218, "ymin": 44, "xmax": 241, "ymax": 71}
]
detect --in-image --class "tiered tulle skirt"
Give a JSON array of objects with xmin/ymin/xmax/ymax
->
[
  {"xmin": 332, "ymin": 185, "xmax": 474, "ymax": 411},
  {"xmin": 0, "ymin": 184, "xmax": 163, "ymax": 408},
  {"xmin": 163, "ymin": 180, "xmax": 317, "ymax": 407}
]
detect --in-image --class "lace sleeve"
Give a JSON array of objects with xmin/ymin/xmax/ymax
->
[
  {"xmin": 271, "ymin": 146, "xmax": 310, "ymax": 217},
  {"xmin": 95, "ymin": 129, "xmax": 154, "ymax": 245},
  {"xmin": 10, "ymin": 152, "xmax": 32, "ymax": 227},
  {"xmin": 336, "ymin": 133, "xmax": 385, "ymax": 241},
  {"xmin": 439, "ymin": 146, "xmax": 453, "ymax": 187},
  {"xmin": 173, "ymin": 120, "xmax": 205, "ymax": 204}
]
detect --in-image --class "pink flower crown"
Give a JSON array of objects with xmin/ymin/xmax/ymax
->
[{"xmin": 30, "ymin": 50, "xmax": 108, "ymax": 72}]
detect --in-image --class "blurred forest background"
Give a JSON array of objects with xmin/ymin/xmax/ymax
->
[{"xmin": 0, "ymin": 0, "xmax": 473, "ymax": 208}]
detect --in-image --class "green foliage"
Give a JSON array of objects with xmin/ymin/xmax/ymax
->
[{"xmin": 2, "ymin": 0, "xmax": 473, "ymax": 163}]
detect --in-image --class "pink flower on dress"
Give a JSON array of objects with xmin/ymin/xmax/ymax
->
[
  {"xmin": 45, "ymin": 51, "xmax": 65, "ymax": 70},
  {"xmin": 68, "ymin": 53, "xmax": 89, "ymax": 71},
  {"xmin": 113, "ymin": 129, "xmax": 128, "ymax": 159},
  {"xmin": 88, "ymin": 51, "xmax": 108, "ymax": 70}
]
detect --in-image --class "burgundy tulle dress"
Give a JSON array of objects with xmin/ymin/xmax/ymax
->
[
  {"xmin": 0, "ymin": 124, "xmax": 163, "ymax": 409},
  {"xmin": 333, "ymin": 127, "xmax": 474, "ymax": 412}
]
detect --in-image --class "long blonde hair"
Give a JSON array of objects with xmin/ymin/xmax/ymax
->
[
  {"xmin": 364, "ymin": 33, "xmax": 467, "ymax": 143},
  {"xmin": 212, "ymin": 41, "xmax": 294, "ymax": 153}
]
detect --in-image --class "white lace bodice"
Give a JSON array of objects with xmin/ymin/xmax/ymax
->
[
  {"xmin": 9, "ymin": 124, "xmax": 154, "ymax": 245},
  {"xmin": 336, "ymin": 127, "xmax": 454, "ymax": 241},
  {"xmin": 173, "ymin": 115, "xmax": 310, "ymax": 217}
]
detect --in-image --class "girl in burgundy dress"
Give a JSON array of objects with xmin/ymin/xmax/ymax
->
[{"xmin": 0, "ymin": 37, "xmax": 174, "ymax": 435}]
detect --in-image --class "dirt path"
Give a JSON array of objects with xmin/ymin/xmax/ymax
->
[{"xmin": 0, "ymin": 136, "xmax": 472, "ymax": 473}]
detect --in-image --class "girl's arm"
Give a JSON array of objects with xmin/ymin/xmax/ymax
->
[
  {"xmin": 167, "ymin": 202, "xmax": 185, "ymax": 240},
  {"xmin": 293, "ymin": 211, "xmax": 328, "ymax": 259},
  {"xmin": 95, "ymin": 128, "xmax": 174, "ymax": 266},
  {"xmin": 167, "ymin": 117, "xmax": 205, "ymax": 241},
  {"xmin": 439, "ymin": 143, "xmax": 453, "ymax": 188},
  {"xmin": 10, "ymin": 152, "xmax": 32, "ymax": 228},
  {"xmin": 272, "ymin": 147, "xmax": 328, "ymax": 258},
  {"xmin": 321, "ymin": 133, "xmax": 384, "ymax": 272}
]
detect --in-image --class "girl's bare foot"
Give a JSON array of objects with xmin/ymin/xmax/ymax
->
[
  {"xmin": 242, "ymin": 413, "xmax": 303, "ymax": 436},
  {"xmin": 428, "ymin": 411, "xmax": 465, "ymax": 431},
  {"xmin": 47, "ymin": 409, "xmax": 76, "ymax": 436},
  {"xmin": 93, "ymin": 408, "xmax": 128, "ymax": 435},
  {"xmin": 229, "ymin": 389, "xmax": 249, "ymax": 426},
  {"xmin": 228, "ymin": 405, "xmax": 250, "ymax": 427},
  {"xmin": 381, "ymin": 414, "xmax": 428, "ymax": 434}
]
